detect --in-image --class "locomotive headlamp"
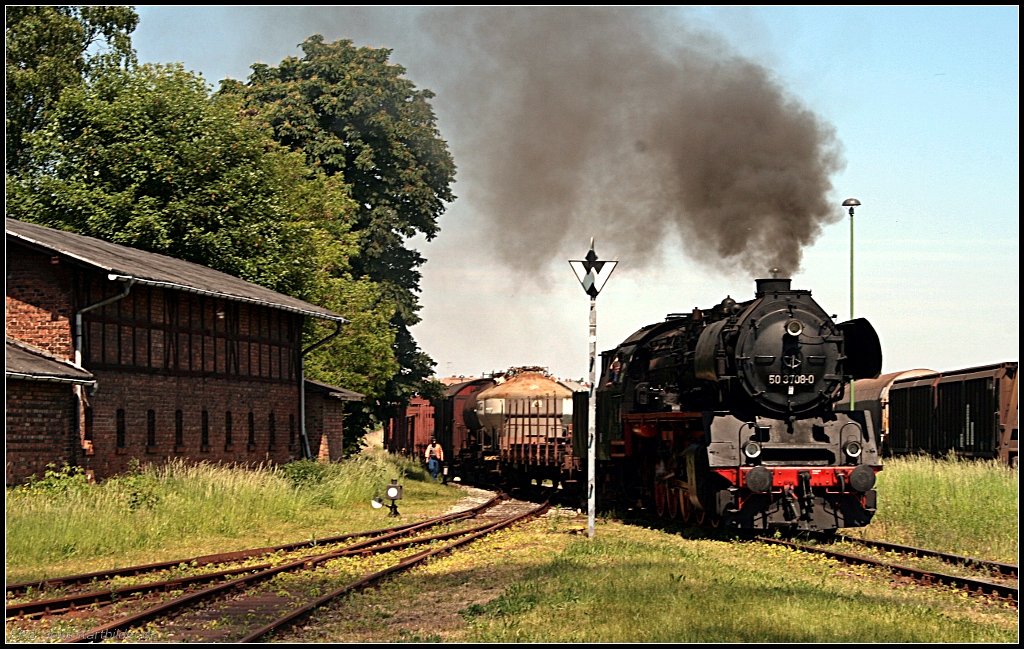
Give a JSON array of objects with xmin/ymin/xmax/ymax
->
[
  {"xmin": 784, "ymin": 319, "xmax": 804, "ymax": 337},
  {"xmin": 843, "ymin": 440, "xmax": 863, "ymax": 459},
  {"xmin": 742, "ymin": 440, "xmax": 763, "ymax": 460}
]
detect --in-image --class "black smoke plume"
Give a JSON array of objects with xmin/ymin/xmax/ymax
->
[
  {"xmin": 419, "ymin": 7, "xmax": 845, "ymax": 277},
  {"xmin": 249, "ymin": 7, "xmax": 845, "ymax": 277}
]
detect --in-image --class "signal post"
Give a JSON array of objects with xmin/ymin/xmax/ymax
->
[{"xmin": 569, "ymin": 239, "xmax": 617, "ymax": 539}]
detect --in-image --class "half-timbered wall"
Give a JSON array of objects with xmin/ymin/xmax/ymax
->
[{"xmin": 6, "ymin": 241, "xmax": 318, "ymax": 481}]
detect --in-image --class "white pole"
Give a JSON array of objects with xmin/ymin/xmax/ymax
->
[
  {"xmin": 587, "ymin": 295, "xmax": 597, "ymax": 539},
  {"xmin": 569, "ymin": 240, "xmax": 615, "ymax": 540}
]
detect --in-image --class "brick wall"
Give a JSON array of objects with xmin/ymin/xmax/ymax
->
[
  {"xmin": 5, "ymin": 247, "xmax": 75, "ymax": 359},
  {"xmin": 83, "ymin": 371, "xmax": 303, "ymax": 479},
  {"xmin": 5, "ymin": 240, "xmax": 339, "ymax": 482},
  {"xmin": 309, "ymin": 393, "xmax": 346, "ymax": 462},
  {"xmin": 6, "ymin": 380, "xmax": 79, "ymax": 484}
]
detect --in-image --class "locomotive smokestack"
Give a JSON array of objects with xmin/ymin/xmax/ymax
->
[{"xmin": 755, "ymin": 278, "xmax": 792, "ymax": 296}]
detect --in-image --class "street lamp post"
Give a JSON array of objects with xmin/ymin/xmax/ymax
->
[
  {"xmin": 842, "ymin": 198, "xmax": 861, "ymax": 409},
  {"xmin": 570, "ymin": 239, "xmax": 617, "ymax": 539}
]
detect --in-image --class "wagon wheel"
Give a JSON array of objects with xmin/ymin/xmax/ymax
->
[
  {"xmin": 654, "ymin": 482, "xmax": 668, "ymax": 518},
  {"xmin": 679, "ymin": 490, "xmax": 692, "ymax": 523},
  {"xmin": 667, "ymin": 486, "xmax": 679, "ymax": 519}
]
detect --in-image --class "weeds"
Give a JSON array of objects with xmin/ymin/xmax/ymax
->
[{"xmin": 5, "ymin": 452, "xmax": 447, "ymax": 581}]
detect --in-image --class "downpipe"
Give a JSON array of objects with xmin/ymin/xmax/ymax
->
[{"xmin": 75, "ymin": 275, "xmax": 137, "ymax": 458}]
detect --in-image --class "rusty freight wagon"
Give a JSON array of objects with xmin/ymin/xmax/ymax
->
[
  {"xmin": 474, "ymin": 367, "xmax": 581, "ymax": 489},
  {"xmin": 384, "ymin": 395, "xmax": 436, "ymax": 460},
  {"xmin": 865, "ymin": 362, "xmax": 1018, "ymax": 467},
  {"xmin": 432, "ymin": 377, "xmax": 496, "ymax": 481}
]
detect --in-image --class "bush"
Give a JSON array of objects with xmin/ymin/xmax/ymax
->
[{"xmin": 19, "ymin": 463, "xmax": 91, "ymax": 497}]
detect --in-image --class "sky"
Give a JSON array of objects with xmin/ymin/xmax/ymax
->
[{"xmin": 131, "ymin": 6, "xmax": 1019, "ymax": 382}]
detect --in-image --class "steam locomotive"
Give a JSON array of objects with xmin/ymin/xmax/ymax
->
[
  {"xmin": 592, "ymin": 277, "xmax": 883, "ymax": 532},
  {"xmin": 398, "ymin": 277, "xmax": 884, "ymax": 533}
]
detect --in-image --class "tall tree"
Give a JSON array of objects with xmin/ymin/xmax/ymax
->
[
  {"xmin": 8, "ymin": 61, "xmax": 405, "ymax": 442},
  {"xmin": 5, "ymin": 5, "xmax": 138, "ymax": 174},
  {"xmin": 6, "ymin": 63, "xmax": 355, "ymax": 297},
  {"xmin": 220, "ymin": 35, "xmax": 457, "ymax": 420}
]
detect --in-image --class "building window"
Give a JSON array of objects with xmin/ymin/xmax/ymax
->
[
  {"xmin": 116, "ymin": 409, "xmax": 126, "ymax": 448},
  {"xmin": 268, "ymin": 412, "xmax": 276, "ymax": 450},
  {"xmin": 201, "ymin": 410, "xmax": 210, "ymax": 450},
  {"xmin": 175, "ymin": 410, "xmax": 184, "ymax": 448},
  {"xmin": 248, "ymin": 411, "xmax": 256, "ymax": 450},
  {"xmin": 147, "ymin": 410, "xmax": 157, "ymax": 447},
  {"xmin": 225, "ymin": 411, "xmax": 233, "ymax": 448},
  {"xmin": 84, "ymin": 407, "xmax": 94, "ymax": 442}
]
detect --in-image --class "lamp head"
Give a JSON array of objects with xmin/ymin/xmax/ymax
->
[{"xmin": 842, "ymin": 198, "xmax": 861, "ymax": 217}]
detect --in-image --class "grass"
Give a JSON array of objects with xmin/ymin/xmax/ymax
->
[
  {"xmin": 277, "ymin": 514, "xmax": 1018, "ymax": 644},
  {"xmin": 5, "ymin": 453, "xmax": 1019, "ymax": 643},
  {"xmin": 4, "ymin": 451, "xmax": 452, "ymax": 582},
  {"xmin": 454, "ymin": 522, "xmax": 1017, "ymax": 643},
  {"xmin": 854, "ymin": 453, "xmax": 1019, "ymax": 562}
]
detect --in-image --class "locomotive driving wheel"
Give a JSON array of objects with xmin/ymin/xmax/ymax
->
[
  {"xmin": 667, "ymin": 486, "xmax": 679, "ymax": 519},
  {"xmin": 679, "ymin": 490, "xmax": 692, "ymax": 523},
  {"xmin": 654, "ymin": 482, "xmax": 668, "ymax": 517}
]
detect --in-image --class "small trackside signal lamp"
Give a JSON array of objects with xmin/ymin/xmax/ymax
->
[{"xmin": 371, "ymin": 479, "xmax": 403, "ymax": 517}]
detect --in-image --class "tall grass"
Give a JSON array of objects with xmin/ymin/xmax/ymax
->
[
  {"xmin": 6, "ymin": 452, "xmax": 1017, "ymax": 584},
  {"xmin": 863, "ymin": 454, "xmax": 1018, "ymax": 562},
  {"xmin": 5, "ymin": 452, "xmax": 450, "ymax": 581}
]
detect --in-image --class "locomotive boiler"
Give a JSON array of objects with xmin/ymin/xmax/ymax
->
[{"xmin": 593, "ymin": 277, "xmax": 883, "ymax": 532}]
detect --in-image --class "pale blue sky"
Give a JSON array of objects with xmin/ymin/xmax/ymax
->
[{"xmin": 132, "ymin": 6, "xmax": 1019, "ymax": 380}]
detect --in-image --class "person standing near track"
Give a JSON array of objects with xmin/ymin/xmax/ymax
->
[{"xmin": 425, "ymin": 437, "xmax": 444, "ymax": 481}]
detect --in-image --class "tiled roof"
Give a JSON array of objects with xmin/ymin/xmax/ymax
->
[
  {"xmin": 5, "ymin": 338, "xmax": 95, "ymax": 384},
  {"xmin": 304, "ymin": 378, "xmax": 365, "ymax": 401},
  {"xmin": 7, "ymin": 218, "xmax": 346, "ymax": 322}
]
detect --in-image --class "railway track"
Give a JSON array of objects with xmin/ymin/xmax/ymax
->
[
  {"xmin": 6, "ymin": 493, "xmax": 499, "ymax": 599},
  {"xmin": 611, "ymin": 505, "xmax": 1018, "ymax": 606},
  {"xmin": 7, "ymin": 493, "xmax": 550, "ymax": 642},
  {"xmin": 832, "ymin": 534, "xmax": 1018, "ymax": 579},
  {"xmin": 757, "ymin": 536, "xmax": 1018, "ymax": 605}
]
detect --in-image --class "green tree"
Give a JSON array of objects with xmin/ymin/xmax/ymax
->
[
  {"xmin": 7, "ymin": 61, "xmax": 410, "ymax": 444},
  {"xmin": 7, "ymin": 63, "xmax": 353, "ymax": 297},
  {"xmin": 5, "ymin": 5, "xmax": 138, "ymax": 174},
  {"xmin": 220, "ymin": 35, "xmax": 457, "ymax": 421}
]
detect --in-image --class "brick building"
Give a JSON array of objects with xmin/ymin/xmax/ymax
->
[{"xmin": 5, "ymin": 218, "xmax": 363, "ymax": 484}]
